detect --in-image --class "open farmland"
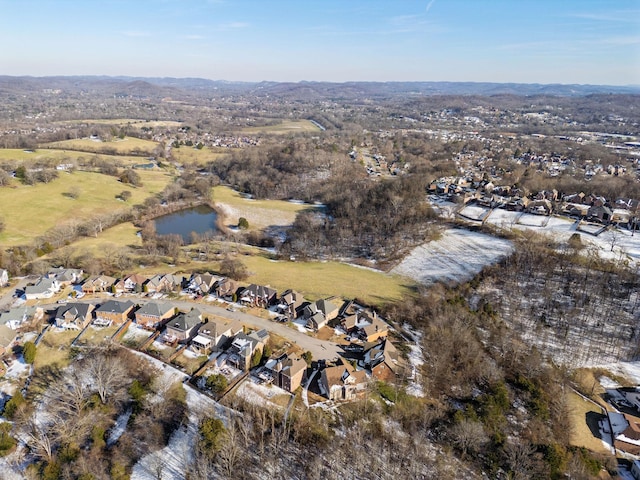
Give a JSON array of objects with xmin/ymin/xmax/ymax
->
[
  {"xmin": 213, "ymin": 185, "xmax": 317, "ymax": 229},
  {"xmin": 44, "ymin": 136, "xmax": 159, "ymax": 156},
  {"xmin": 0, "ymin": 170, "xmax": 172, "ymax": 246},
  {"xmin": 240, "ymin": 119, "xmax": 322, "ymax": 135}
]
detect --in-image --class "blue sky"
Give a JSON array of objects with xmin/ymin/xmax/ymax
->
[{"xmin": 1, "ymin": 0, "xmax": 638, "ymax": 85}]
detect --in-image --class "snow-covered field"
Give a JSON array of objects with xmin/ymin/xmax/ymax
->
[
  {"xmin": 398, "ymin": 199, "xmax": 640, "ymax": 289},
  {"xmin": 391, "ymin": 228, "xmax": 514, "ymax": 286},
  {"xmin": 459, "ymin": 202, "xmax": 640, "ymax": 264}
]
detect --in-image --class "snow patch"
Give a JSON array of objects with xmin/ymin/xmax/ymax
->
[{"xmin": 392, "ymin": 228, "xmax": 513, "ymax": 286}]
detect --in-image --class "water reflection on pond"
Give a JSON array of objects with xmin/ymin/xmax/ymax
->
[{"xmin": 154, "ymin": 205, "xmax": 218, "ymax": 243}]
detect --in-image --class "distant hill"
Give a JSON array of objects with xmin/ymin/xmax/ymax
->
[{"xmin": 0, "ymin": 75, "xmax": 638, "ymax": 100}]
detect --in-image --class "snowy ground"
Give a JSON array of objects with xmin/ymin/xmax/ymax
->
[
  {"xmin": 391, "ymin": 228, "xmax": 514, "ymax": 286},
  {"xmin": 131, "ymin": 385, "xmax": 229, "ymax": 480},
  {"xmin": 292, "ymin": 318, "xmax": 310, "ymax": 333},
  {"xmin": 122, "ymin": 324, "xmax": 154, "ymax": 342},
  {"xmin": 600, "ymin": 362, "xmax": 640, "ymax": 385},
  {"xmin": 402, "ymin": 324, "xmax": 425, "ymax": 398},
  {"xmin": 130, "ymin": 354, "xmax": 231, "ymax": 480},
  {"xmin": 458, "ymin": 203, "xmax": 640, "ymax": 265},
  {"xmin": 235, "ymin": 377, "xmax": 292, "ymax": 409}
]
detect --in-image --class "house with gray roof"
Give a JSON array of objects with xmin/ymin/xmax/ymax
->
[
  {"xmin": 134, "ymin": 302, "xmax": 175, "ymax": 329},
  {"xmin": 53, "ymin": 303, "xmax": 95, "ymax": 330},
  {"xmin": 25, "ymin": 277, "xmax": 60, "ymax": 300},
  {"xmin": 93, "ymin": 300, "xmax": 135, "ymax": 327},
  {"xmin": 165, "ymin": 309, "xmax": 202, "ymax": 342}
]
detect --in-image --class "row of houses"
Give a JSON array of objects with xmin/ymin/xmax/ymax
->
[{"xmin": 431, "ymin": 177, "xmax": 640, "ymax": 226}]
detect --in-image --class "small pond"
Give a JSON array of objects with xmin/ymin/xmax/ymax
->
[{"xmin": 154, "ymin": 205, "xmax": 219, "ymax": 243}]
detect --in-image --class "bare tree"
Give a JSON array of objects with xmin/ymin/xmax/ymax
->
[
  {"xmin": 84, "ymin": 350, "xmax": 129, "ymax": 404},
  {"xmin": 449, "ymin": 419, "xmax": 488, "ymax": 457},
  {"xmin": 21, "ymin": 419, "xmax": 54, "ymax": 461},
  {"xmin": 216, "ymin": 419, "xmax": 243, "ymax": 477}
]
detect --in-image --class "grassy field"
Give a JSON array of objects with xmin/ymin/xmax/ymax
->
[
  {"xmin": 171, "ymin": 147, "xmax": 227, "ymax": 165},
  {"xmin": 34, "ymin": 330, "xmax": 75, "ymax": 370},
  {"xmin": 44, "ymin": 136, "xmax": 159, "ymax": 156},
  {"xmin": 0, "ymin": 170, "xmax": 172, "ymax": 246},
  {"xmin": 0, "ymin": 148, "xmax": 162, "ymax": 167},
  {"xmin": 241, "ymin": 254, "xmax": 415, "ymax": 306},
  {"xmin": 78, "ymin": 325, "xmax": 120, "ymax": 346},
  {"xmin": 240, "ymin": 120, "xmax": 322, "ymax": 135},
  {"xmin": 567, "ymin": 391, "xmax": 612, "ymax": 454},
  {"xmin": 59, "ymin": 119, "xmax": 183, "ymax": 129},
  {"xmin": 67, "ymin": 222, "xmax": 143, "ymax": 254},
  {"xmin": 213, "ymin": 185, "xmax": 316, "ymax": 229}
]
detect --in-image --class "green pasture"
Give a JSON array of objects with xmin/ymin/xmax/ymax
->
[
  {"xmin": 0, "ymin": 148, "xmax": 161, "ymax": 167},
  {"xmin": 43, "ymin": 136, "xmax": 159, "ymax": 156},
  {"xmin": 171, "ymin": 147, "xmax": 227, "ymax": 165},
  {"xmin": 240, "ymin": 119, "xmax": 322, "ymax": 135},
  {"xmin": 241, "ymin": 254, "xmax": 415, "ymax": 306},
  {"xmin": 65, "ymin": 222, "xmax": 143, "ymax": 255},
  {"xmin": 0, "ymin": 170, "xmax": 172, "ymax": 246}
]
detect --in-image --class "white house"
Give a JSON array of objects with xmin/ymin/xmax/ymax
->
[{"xmin": 24, "ymin": 277, "xmax": 60, "ymax": 300}]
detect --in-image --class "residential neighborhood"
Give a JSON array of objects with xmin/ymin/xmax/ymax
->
[{"xmin": 0, "ymin": 267, "xmax": 408, "ymax": 409}]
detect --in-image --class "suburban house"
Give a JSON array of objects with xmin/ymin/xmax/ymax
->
[
  {"xmin": 609, "ymin": 411, "xmax": 640, "ymax": 455},
  {"xmin": 277, "ymin": 289, "xmax": 306, "ymax": 319},
  {"xmin": 24, "ymin": 277, "xmax": 60, "ymax": 300},
  {"xmin": 190, "ymin": 317, "xmax": 242, "ymax": 355},
  {"xmin": 319, "ymin": 359, "xmax": 368, "ymax": 401},
  {"xmin": 0, "ymin": 309, "xmax": 28, "ymax": 331},
  {"xmin": 187, "ymin": 273, "xmax": 223, "ymax": 295},
  {"xmin": 343, "ymin": 310, "xmax": 389, "ymax": 342},
  {"xmin": 164, "ymin": 309, "xmax": 202, "ymax": 343},
  {"xmin": 53, "ymin": 303, "xmax": 95, "ymax": 330},
  {"xmin": 93, "ymin": 300, "xmax": 135, "ymax": 327},
  {"xmin": 265, "ymin": 354, "xmax": 307, "ymax": 392},
  {"xmin": 0, "ymin": 325, "xmax": 18, "ymax": 357},
  {"xmin": 0, "ymin": 269, "xmax": 8, "ymax": 287},
  {"xmin": 362, "ymin": 338, "xmax": 405, "ymax": 381},
  {"xmin": 225, "ymin": 329, "xmax": 269, "ymax": 371},
  {"xmin": 239, "ymin": 284, "xmax": 278, "ymax": 308},
  {"xmin": 142, "ymin": 275, "xmax": 163, "ymax": 294},
  {"xmin": 304, "ymin": 298, "xmax": 341, "ymax": 331},
  {"xmin": 213, "ymin": 278, "xmax": 238, "ymax": 301},
  {"xmin": 143, "ymin": 274, "xmax": 186, "ymax": 294},
  {"xmin": 82, "ymin": 275, "xmax": 116, "ymax": 294},
  {"xmin": 114, "ymin": 274, "xmax": 149, "ymax": 294},
  {"xmin": 134, "ymin": 302, "xmax": 175, "ymax": 329},
  {"xmin": 47, "ymin": 267, "xmax": 83, "ymax": 286}
]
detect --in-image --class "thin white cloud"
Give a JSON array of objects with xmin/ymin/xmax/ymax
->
[
  {"xmin": 600, "ymin": 35, "xmax": 640, "ymax": 46},
  {"xmin": 219, "ymin": 22, "xmax": 249, "ymax": 30},
  {"xmin": 425, "ymin": 0, "xmax": 436, "ymax": 14},
  {"xmin": 184, "ymin": 34, "xmax": 206, "ymax": 40},
  {"xmin": 121, "ymin": 31, "xmax": 152, "ymax": 37},
  {"xmin": 570, "ymin": 10, "xmax": 640, "ymax": 23}
]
